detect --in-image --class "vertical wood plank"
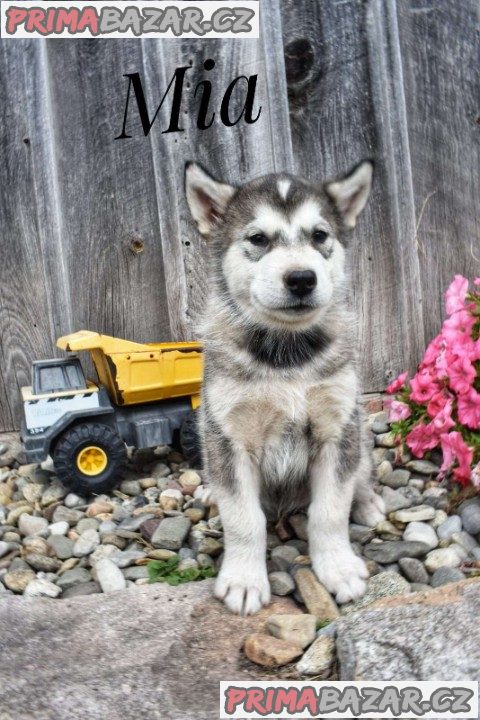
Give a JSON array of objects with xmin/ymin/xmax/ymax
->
[
  {"xmin": 280, "ymin": 0, "xmax": 426, "ymax": 392},
  {"xmin": 0, "ymin": 40, "xmax": 71, "ymax": 430},
  {"xmin": 45, "ymin": 39, "xmax": 172, "ymax": 346},
  {"xmin": 396, "ymin": 0, "xmax": 480, "ymax": 343}
]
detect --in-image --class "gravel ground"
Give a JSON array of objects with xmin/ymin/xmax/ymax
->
[{"xmin": 0, "ymin": 406, "xmax": 479, "ymax": 624}]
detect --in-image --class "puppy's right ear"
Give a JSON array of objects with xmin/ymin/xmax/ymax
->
[{"xmin": 185, "ymin": 162, "xmax": 236, "ymax": 237}]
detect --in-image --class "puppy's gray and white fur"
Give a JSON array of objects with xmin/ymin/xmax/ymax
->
[{"xmin": 185, "ymin": 161, "xmax": 386, "ymax": 615}]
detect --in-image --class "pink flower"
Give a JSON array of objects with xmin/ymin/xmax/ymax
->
[
  {"xmin": 442, "ymin": 309, "xmax": 476, "ymax": 345},
  {"xmin": 439, "ymin": 431, "xmax": 473, "ymax": 486},
  {"xmin": 386, "ymin": 399, "xmax": 411, "ymax": 422},
  {"xmin": 409, "ymin": 369, "xmax": 438, "ymax": 404},
  {"xmin": 457, "ymin": 387, "xmax": 480, "ymax": 429},
  {"xmin": 474, "ymin": 278, "xmax": 480, "ymax": 286},
  {"xmin": 427, "ymin": 390, "xmax": 452, "ymax": 418},
  {"xmin": 431, "ymin": 398, "xmax": 455, "ymax": 434},
  {"xmin": 446, "ymin": 353, "xmax": 476, "ymax": 395},
  {"xmin": 421, "ymin": 334, "xmax": 443, "ymax": 370},
  {"xmin": 386, "ymin": 371, "xmax": 408, "ymax": 395},
  {"xmin": 445, "ymin": 275, "xmax": 468, "ymax": 315},
  {"xmin": 406, "ymin": 423, "xmax": 438, "ymax": 457}
]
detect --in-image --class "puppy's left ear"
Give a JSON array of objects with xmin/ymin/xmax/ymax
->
[
  {"xmin": 185, "ymin": 162, "xmax": 236, "ymax": 237},
  {"xmin": 324, "ymin": 160, "xmax": 373, "ymax": 229}
]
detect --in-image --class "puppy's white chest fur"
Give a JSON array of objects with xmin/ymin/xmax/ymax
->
[{"xmin": 206, "ymin": 365, "xmax": 357, "ymax": 496}]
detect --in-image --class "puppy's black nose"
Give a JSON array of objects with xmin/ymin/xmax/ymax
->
[{"xmin": 284, "ymin": 270, "xmax": 317, "ymax": 298}]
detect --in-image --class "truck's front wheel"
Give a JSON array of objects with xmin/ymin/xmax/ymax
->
[{"xmin": 53, "ymin": 423, "xmax": 127, "ymax": 495}]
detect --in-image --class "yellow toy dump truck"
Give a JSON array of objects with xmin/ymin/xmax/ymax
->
[{"xmin": 20, "ymin": 331, "xmax": 203, "ymax": 494}]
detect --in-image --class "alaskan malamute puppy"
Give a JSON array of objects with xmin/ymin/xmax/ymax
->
[{"xmin": 185, "ymin": 161, "xmax": 385, "ymax": 615}]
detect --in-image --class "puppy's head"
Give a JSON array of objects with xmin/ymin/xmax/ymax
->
[{"xmin": 185, "ymin": 161, "xmax": 373, "ymax": 330}]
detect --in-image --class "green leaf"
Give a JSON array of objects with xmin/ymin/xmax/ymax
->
[{"xmin": 147, "ymin": 557, "xmax": 217, "ymax": 585}]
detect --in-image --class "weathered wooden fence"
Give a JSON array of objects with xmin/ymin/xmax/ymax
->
[{"xmin": 0, "ymin": 0, "xmax": 478, "ymax": 431}]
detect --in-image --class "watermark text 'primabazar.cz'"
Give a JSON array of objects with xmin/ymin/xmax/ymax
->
[{"xmin": 1, "ymin": 1, "xmax": 260, "ymax": 38}]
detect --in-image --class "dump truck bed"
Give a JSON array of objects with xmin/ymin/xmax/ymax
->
[{"xmin": 57, "ymin": 330, "xmax": 203, "ymax": 407}]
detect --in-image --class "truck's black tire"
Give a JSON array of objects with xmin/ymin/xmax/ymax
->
[
  {"xmin": 179, "ymin": 410, "xmax": 202, "ymax": 467},
  {"xmin": 53, "ymin": 422, "xmax": 127, "ymax": 495}
]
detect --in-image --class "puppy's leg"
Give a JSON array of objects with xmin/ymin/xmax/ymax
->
[
  {"xmin": 351, "ymin": 449, "xmax": 386, "ymax": 527},
  {"xmin": 308, "ymin": 442, "xmax": 368, "ymax": 604},
  {"xmin": 214, "ymin": 449, "xmax": 270, "ymax": 615}
]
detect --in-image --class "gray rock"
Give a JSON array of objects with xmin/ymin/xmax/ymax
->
[
  {"xmin": 117, "ymin": 515, "xmax": 153, "ymax": 535},
  {"xmin": 393, "ymin": 505, "xmax": 436, "ymax": 523},
  {"xmin": 268, "ymin": 571, "xmax": 295, "ymax": 596},
  {"xmin": 375, "ymin": 432, "xmax": 396, "ymax": 448},
  {"xmin": 371, "ymin": 414, "xmax": 389, "ymax": 434},
  {"xmin": 48, "ymin": 521, "xmax": 69, "ymax": 536},
  {"xmin": 122, "ymin": 566, "xmax": 149, "ymax": 581},
  {"xmin": 25, "ymin": 553, "xmax": 61, "ymax": 573},
  {"xmin": 24, "ymin": 578, "xmax": 62, "ymax": 598},
  {"xmin": 0, "ymin": 579, "xmax": 303, "ymax": 718},
  {"xmin": 437, "ymin": 515, "xmax": 462, "ymax": 539},
  {"xmin": 347, "ymin": 571, "xmax": 410, "ymax": 611},
  {"xmin": 151, "ymin": 516, "xmax": 191, "ymax": 550},
  {"xmin": 119, "ymin": 480, "xmax": 141, "ymax": 497},
  {"xmin": 95, "ymin": 558, "xmax": 127, "ymax": 593},
  {"xmin": 430, "ymin": 567, "xmax": 466, "ymax": 587},
  {"xmin": 363, "ymin": 541, "xmax": 430, "ymax": 563},
  {"xmin": 381, "ymin": 487, "xmax": 412, "ymax": 513},
  {"xmin": 64, "ymin": 493, "xmax": 85, "ymax": 508},
  {"xmin": 73, "ymin": 529, "xmax": 100, "ymax": 557},
  {"xmin": 266, "ymin": 613, "xmax": 316, "ymax": 649},
  {"xmin": 0, "ymin": 541, "xmax": 10, "ymax": 558},
  {"xmin": 56, "ymin": 568, "xmax": 92, "ymax": 590},
  {"xmin": 288, "ymin": 514, "xmax": 308, "ymax": 541},
  {"xmin": 52, "ymin": 506, "xmax": 84, "ymax": 526},
  {"xmin": 270, "ymin": 544, "xmax": 300, "ymax": 572},
  {"xmin": 451, "ymin": 531, "xmax": 478, "ymax": 554},
  {"xmin": 424, "ymin": 548, "xmax": 462, "ymax": 572},
  {"xmin": 396, "ymin": 484, "xmax": 421, "ymax": 501},
  {"xmin": 337, "ymin": 582, "xmax": 480, "ymax": 679},
  {"xmin": 61, "ymin": 582, "xmax": 101, "ymax": 599},
  {"xmin": 47, "ymin": 535, "xmax": 74, "ymax": 560},
  {"xmin": 405, "ymin": 459, "xmax": 439, "ymax": 475},
  {"xmin": 296, "ymin": 635, "xmax": 336, "ymax": 675},
  {"xmin": 18, "ymin": 514, "xmax": 48, "ymax": 537},
  {"xmin": 76, "ymin": 518, "xmax": 99, "ymax": 534},
  {"xmin": 403, "ymin": 521, "xmax": 438, "ymax": 549},
  {"xmin": 398, "ymin": 557, "xmax": 429, "ymax": 585},
  {"xmin": 196, "ymin": 553, "xmax": 215, "ymax": 569},
  {"xmin": 178, "ymin": 547, "xmax": 195, "ymax": 560},
  {"xmin": 349, "ymin": 524, "xmax": 375, "ymax": 544},
  {"xmin": 109, "ymin": 550, "xmax": 145, "ymax": 568},
  {"xmin": 382, "ymin": 469, "xmax": 411, "ymax": 489},
  {"xmin": 41, "ymin": 482, "xmax": 67, "ymax": 506},
  {"xmin": 460, "ymin": 503, "xmax": 480, "ymax": 535}
]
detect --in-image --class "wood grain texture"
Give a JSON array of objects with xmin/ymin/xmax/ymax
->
[
  {"xmin": 45, "ymin": 40, "xmax": 171, "ymax": 346},
  {"xmin": 280, "ymin": 0, "xmax": 426, "ymax": 393},
  {"xmin": 0, "ymin": 41, "xmax": 71, "ymax": 430},
  {"xmin": 396, "ymin": 0, "xmax": 480, "ymax": 344}
]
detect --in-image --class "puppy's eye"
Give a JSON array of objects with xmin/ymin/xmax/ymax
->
[
  {"xmin": 312, "ymin": 229, "xmax": 329, "ymax": 243},
  {"xmin": 248, "ymin": 233, "xmax": 269, "ymax": 247}
]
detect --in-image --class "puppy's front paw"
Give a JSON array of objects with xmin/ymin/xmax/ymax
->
[
  {"xmin": 352, "ymin": 491, "xmax": 386, "ymax": 528},
  {"xmin": 215, "ymin": 562, "xmax": 271, "ymax": 615},
  {"xmin": 312, "ymin": 550, "xmax": 368, "ymax": 605}
]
